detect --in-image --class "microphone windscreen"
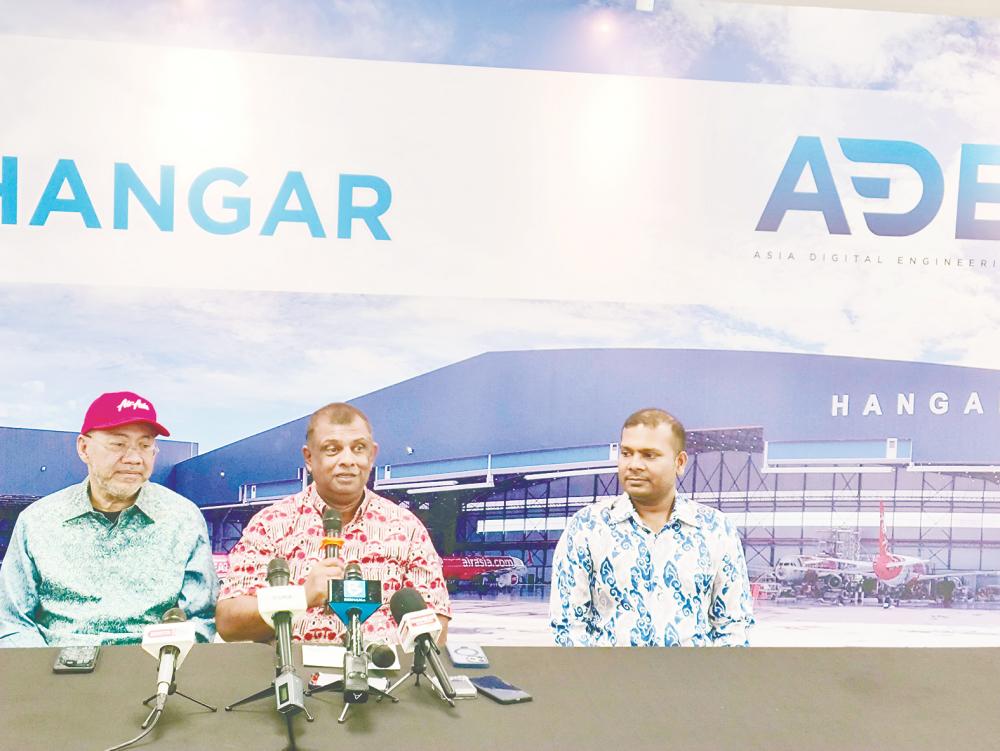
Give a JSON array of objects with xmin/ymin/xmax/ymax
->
[
  {"xmin": 162, "ymin": 607, "xmax": 187, "ymax": 624},
  {"xmin": 369, "ymin": 644, "xmax": 396, "ymax": 669},
  {"xmin": 323, "ymin": 508, "xmax": 342, "ymax": 536},
  {"xmin": 267, "ymin": 556, "xmax": 291, "ymax": 587},
  {"xmin": 389, "ymin": 587, "xmax": 426, "ymax": 623}
]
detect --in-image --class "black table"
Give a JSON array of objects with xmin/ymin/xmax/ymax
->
[{"xmin": 1, "ymin": 643, "xmax": 996, "ymax": 751}]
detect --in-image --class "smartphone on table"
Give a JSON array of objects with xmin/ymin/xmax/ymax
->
[
  {"xmin": 469, "ymin": 675, "xmax": 532, "ymax": 704},
  {"xmin": 53, "ymin": 645, "xmax": 100, "ymax": 673}
]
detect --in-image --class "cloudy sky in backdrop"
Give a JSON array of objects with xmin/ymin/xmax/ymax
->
[{"xmin": 2, "ymin": 1, "xmax": 999, "ymax": 449}]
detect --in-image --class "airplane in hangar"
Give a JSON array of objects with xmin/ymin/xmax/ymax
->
[
  {"xmin": 210, "ymin": 552, "xmax": 529, "ymax": 591},
  {"xmin": 441, "ymin": 554, "xmax": 528, "ymax": 591},
  {"xmin": 773, "ymin": 502, "xmax": 998, "ymax": 589}
]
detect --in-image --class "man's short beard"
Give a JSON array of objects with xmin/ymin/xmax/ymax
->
[{"xmin": 102, "ymin": 478, "xmax": 143, "ymax": 502}]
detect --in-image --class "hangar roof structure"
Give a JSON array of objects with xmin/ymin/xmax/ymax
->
[
  {"xmin": 4, "ymin": 349, "xmax": 1000, "ymax": 508},
  {"xmin": 160, "ymin": 348, "xmax": 1000, "ymax": 507}
]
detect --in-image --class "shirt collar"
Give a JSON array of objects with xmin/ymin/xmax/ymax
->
[
  {"xmin": 669, "ymin": 495, "xmax": 702, "ymax": 528},
  {"xmin": 306, "ymin": 483, "xmax": 372, "ymax": 526},
  {"xmin": 59, "ymin": 478, "xmax": 159, "ymax": 523},
  {"xmin": 609, "ymin": 492, "xmax": 702, "ymax": 529}
]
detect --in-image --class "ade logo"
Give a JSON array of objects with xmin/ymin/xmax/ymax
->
[{"xmin": 756, "ymin": 136, "xmax": 1000, "ymax": 240}]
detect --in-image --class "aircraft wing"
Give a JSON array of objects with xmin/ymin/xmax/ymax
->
[
  {"xmin": 795, "ymin": 557, "xmax": 874, "ymax": 573},
  {"xmin": 783, "ymin": 561, "xmax": 874, "ymax": 576},
  {"xmin": 913, "ymin": 570, "xmax": 1000, "ymax": 581},
  {"xmin": 815, "ymin": 557, "xmax": 875, "ymax": 570}
]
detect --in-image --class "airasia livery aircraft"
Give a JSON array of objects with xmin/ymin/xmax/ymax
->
[
  {"xmin": 441, "ymin": 555, "xmax": 527, "ymax": 588},
  {"xmin": 871, "ymin": 502, "xmax": 927, "ymax": 586},
  {"xmin": 774, "ymin": 502, "xmax": 995, "ymax": 589},
  {"xmin": 209, "ymin": 552, "xmax": 528, "ymax": 589}
]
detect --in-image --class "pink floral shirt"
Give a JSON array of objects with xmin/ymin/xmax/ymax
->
[{"xmin": 219, "ymin": 484, "xmax": 451, "ymax": 643}]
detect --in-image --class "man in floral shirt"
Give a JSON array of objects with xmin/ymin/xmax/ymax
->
[
  {"xmin": 216, "ymin": 403, "xmax": 451, "ymax": 644},
  {"xmin": 550, "ymin": 408, "xmax": 753, "ymax": 647}
]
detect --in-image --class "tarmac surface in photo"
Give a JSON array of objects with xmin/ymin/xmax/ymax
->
[{"xmin": 448, "ymin": 594, "xmax": 1000, "ymax": 647}]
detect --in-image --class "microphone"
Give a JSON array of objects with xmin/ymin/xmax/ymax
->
[
  {"xmin": 342, "ymin": 561, "xmax": 364, "ymax": 654},
  {"xmin": 255, "ymin": 557, "xmax": 309, "ymax": 714},
  {"xmin": 109, "ymin": 609, "xmax": 209, "ymax": 751},
  {"xmin": 224, "ymin": 556, "xmax": 311, "ymax": 729},
  {"xmin": 267, "ymin": 558, "xmax": 295, "ymax": 675},
  {"xmin": 141, "ymin": 608, "xmax": 196, "ymax": 711},
  {"xmin": 344, "ymin": 560, "xmax": 376, "ymax": 704},
  {"xmin": 326, "ymin": 560, "xmax": 385, "ymax": 704},
  {"xmin": 390, "ymin": 588, "xmax": 455, "ymax": 699},
  {"xmin": 322, "ymin": 508, "xmax": 343, "ymax": 560},
  {"xmin": 341, "ymin": 562, "xmax": 370, "ymax": 702},
  {"xmin": 366, "ymin": 642, "xmax": 397, "ymax": 669}
]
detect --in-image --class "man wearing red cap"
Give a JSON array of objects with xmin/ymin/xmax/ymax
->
[{"xmin": 0, "ymin": 391, "xmax": 219, "ymax": 647}]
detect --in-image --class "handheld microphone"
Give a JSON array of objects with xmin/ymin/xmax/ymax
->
[
  {"xmin": 390, "ymin": 588, "xmax": 455, "ymax": 699},
  {"xmin": 322, "ymin": 508, "xmax": 344, "ymax": 560},
  {"xmin": 141, "ymin": 608, "xmax": 196, "ymax": 711}
]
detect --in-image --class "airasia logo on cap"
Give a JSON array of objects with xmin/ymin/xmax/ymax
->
[{"xmin": 116, "ymin": 398, "xmax": 151, "ymax": 413}]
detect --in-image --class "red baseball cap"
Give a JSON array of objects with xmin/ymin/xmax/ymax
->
[{"xmin": 80, "ymin": 391, "xmax": 171, "ymax": 437}]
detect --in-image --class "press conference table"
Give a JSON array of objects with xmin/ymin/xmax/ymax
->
[{"xmin": 2, "ymin": 643, "xmax": 997, "ymax": 751}]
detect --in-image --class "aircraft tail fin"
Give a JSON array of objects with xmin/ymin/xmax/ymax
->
[{"xmin": 878, "ymin": 501, "xmax": 890, "ymax": 556}]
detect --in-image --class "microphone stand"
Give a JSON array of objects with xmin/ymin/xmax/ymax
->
[
  {"xmin": 105, "ymin": 678, "xmax": 217, "ymax": 751},
  {"xmin": 305, "ymin": 609, "xmax": 399, "ymax": 723},
  {"xmin": 382, "ymin": 642, "xmax": 456, "ymax": 707},
  {"xmin": 105, "ymin": 613, "xmax": 215, "ymax": 751},
  {"xmin": 225, "ymin": 669, "xmax": 315, "ymax": 751},
  {"xmin": 226, "ymin": 621, "xmax": 314, "ymax": 751},
  {"xmin": 140, "ymin": 681, "xmax": 217, "ymax": 728},
  {"xmin": 227, "ymin": 559, "xmax": 313, "ymax": 750}
]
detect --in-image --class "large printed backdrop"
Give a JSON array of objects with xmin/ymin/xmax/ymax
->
[{"xmin": 2, "ymin": 1, "xmax": 1000, "ymax": 646}]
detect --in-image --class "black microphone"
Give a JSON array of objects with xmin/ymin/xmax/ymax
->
[
  {"xmin": 267, "ymin": 557, "xmax": 295, "ymax": 675},
  {"xmin": 390, "ymin": 588, "xmax": 455, "ymax": 699},
  {"xmin": 263, "ymin": 557, "xmax": 309, "ymax": 714},
  {"xmin": 366, "ymin": 643, "xmax": 396, "ymax": 669},
  {"xmin": 322, "ymin": 508, "xmax": 343, "ymax": 560},
  {"xmin": 224, "ymin": 557, "xmax": 308, "ymax": 720}
]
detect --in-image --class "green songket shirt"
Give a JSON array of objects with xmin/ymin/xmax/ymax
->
[{"xmin": 0, "ymin": 479, "xmax": 218, "ymax": 646}]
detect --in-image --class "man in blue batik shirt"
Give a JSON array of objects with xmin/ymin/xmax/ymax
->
[
  {"xmin": 0, "ymin": 391, "xmax": 218, "ymax": 647},
  {"xmin": 550, "ymin": 408, "xmax": 753, "ymax": 647}
]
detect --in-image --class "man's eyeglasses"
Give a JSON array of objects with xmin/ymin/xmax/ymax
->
[{"xmin": 87, "ymin": 437, "xmax": 159, "ymax": 459}]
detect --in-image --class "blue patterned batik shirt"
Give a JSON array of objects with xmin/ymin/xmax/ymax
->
[
  {"xmin": 0, "ymin": 479, "xmax": 219, "ymax": 647},
  {"xmin": 550, "ymin": 493, "xmax": 753, "ymax": 647}
]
